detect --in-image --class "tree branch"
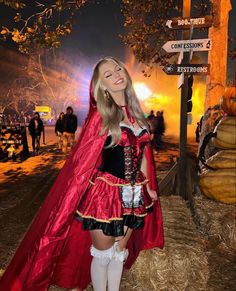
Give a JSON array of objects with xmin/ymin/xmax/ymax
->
[{"xmin": 38, "ymin": 54, "xmax": 56, "ymax": 100}]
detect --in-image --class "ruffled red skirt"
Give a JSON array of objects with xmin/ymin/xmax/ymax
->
[{"xmin": 75, "ymin": 170, "xmax": 153, "ymax": 237}]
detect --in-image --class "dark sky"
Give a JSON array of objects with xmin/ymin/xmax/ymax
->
[
  {"xmin": 61, "ymin": 0, "xmax": 125, "ymax": 62},
  {"xmin": 0, "ymin": 0, "xmax": 126, "ymax": 62},
  {"xmin": 0, "ymin": 0, "xmax": 235, "ymax": 81}
]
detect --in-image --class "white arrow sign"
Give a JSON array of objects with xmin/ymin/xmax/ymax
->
[{"xmin": 162, "ymin": 39, "xmax": 212, "ymax": 53}]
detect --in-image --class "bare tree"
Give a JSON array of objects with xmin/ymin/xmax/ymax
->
[{"xmin": 27, "ymin": 50, "xmax": 80, "ymax": 116}]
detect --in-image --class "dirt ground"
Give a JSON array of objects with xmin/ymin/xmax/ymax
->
[{"xmin": 0, "ymin": 132, "xmax": 235, "ymax": 290}]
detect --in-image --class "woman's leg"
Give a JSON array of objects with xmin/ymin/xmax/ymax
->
[
  {"xmin": 116, "ymin": 227, "xmax": 133, "ymax": 250},
  {"xmin": 90, "ymin": 226, "xmax": 133, "ymax": 291},
  {"xmin": 90, "ymin": 230, "xmax": 115, "ymax": 291},
  {"xmin": 31, "ymin": 135, "xmax": 36, "ymax": 151},
  {"xmin": 62, "ymin": 132, "xmax": 68, "ymax": 154},
  {"xmin": 107, "ymin": 227, "xmax": 133, "ymax": 291}
]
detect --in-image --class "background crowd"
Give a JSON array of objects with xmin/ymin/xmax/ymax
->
[
  {"xmin": 28, "ymin": 106, "xmax": 78, "ymax": 155},
  {"xmin": 147, "ymin": 110, "xmax": 165, "ymax": 150}
]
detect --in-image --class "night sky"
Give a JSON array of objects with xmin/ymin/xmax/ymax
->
[
  {"xmin": 61, "ymin": 0, "xmax": 126, "ymax": 62},
  {"xmin": 0, "ymin": 0, "xmax": 235, "ymax": 81},
  {"xmin": 0, "ymin": 0, "xmax": 235, "ymax": 135}
]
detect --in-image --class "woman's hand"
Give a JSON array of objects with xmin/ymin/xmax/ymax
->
[
  {"xmin": 141, "ymin": 153, "xmax": 158, "ymax": 201},
  {"xmin": 147, "ymin": 186, "xmax": 158, "ymax": 201}
]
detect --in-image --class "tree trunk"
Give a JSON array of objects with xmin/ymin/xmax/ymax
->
[{"xmin": 204, "ymin": 0, "xmax": 232, "ymax": 110}]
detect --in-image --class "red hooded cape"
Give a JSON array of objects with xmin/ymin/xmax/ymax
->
[{"xmin": 0, "ymin": 87, "xmax": 164, "ymax": 291}]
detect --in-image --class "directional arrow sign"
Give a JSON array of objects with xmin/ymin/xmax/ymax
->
[
  {"xmin": 166, "ymin": 15, "xmax": 212, "ymax": 29},
  {"xmin": 162, "ymin": 39, "xmax": 212, "ymax": 53},
  {"xmin": 163, "ymin": 64, "xmax": 210, "ymax": 75}
]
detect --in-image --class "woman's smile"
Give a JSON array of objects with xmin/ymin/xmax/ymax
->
[{"xmin": 114, "ymin": 77, "xmax": 125, "ymax": 85}]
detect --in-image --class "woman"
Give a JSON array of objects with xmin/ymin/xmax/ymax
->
[
  {"xmin": 55, "ymin": 112, "xmax": 64, "ymax": 149},
  {"xmin": 0, "ymin": 57, "xmax": 164, "ymax": 291}
]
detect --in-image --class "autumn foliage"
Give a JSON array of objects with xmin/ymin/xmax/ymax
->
[
  {"xmin": 0, "ymin": 0, "xmax": 88, "ymax": 53},
  {"xmin": 121, "ymin": 0, "xmax": 182, "ymax": 73}
]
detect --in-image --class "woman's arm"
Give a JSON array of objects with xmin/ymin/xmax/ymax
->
[{"xmin": 141, "ymin": 148, "xmax": 158, "ymax": 201}]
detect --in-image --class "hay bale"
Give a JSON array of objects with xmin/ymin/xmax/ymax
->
[
  {"xmin": 121, "ymin": 196, "xmax": 209, "ymax": 291},
  {"xmin": 50, "ymin": 196, "xmax": 210, "ymax": 291},
  {"xmin": 193, "ymin": 194, "xmax": 236, "ymax": 253}
]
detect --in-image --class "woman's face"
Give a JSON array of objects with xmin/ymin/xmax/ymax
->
[{"xmin": 99, "ymin": 60, "xmax": 128, "ymax": 94}]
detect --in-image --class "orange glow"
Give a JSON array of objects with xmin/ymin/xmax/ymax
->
[
  {"xmin": 125, "ymin": 52, "xmax": 206, "ymax": 137},
  {"xmin": 133, "ymin": 82, "xmax": 152, "ymax": 100}
]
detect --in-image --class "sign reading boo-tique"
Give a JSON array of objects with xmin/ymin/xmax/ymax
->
[{"xmin": 166, "ymin": 15, "xmax": 212, "ymax": 29}]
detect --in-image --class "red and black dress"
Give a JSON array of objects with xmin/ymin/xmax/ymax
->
[
  {"xmin": 75, "ymin": 123, "xmax": 153, "ymax": 237},
  {"xmin": 0, "ymin": 87, "xmax": 164, "ymax": 291}
]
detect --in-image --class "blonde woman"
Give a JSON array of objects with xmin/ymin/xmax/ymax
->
[{"xmin": 0, "ymin": 57, "xmax": 164, "ymax": 291}]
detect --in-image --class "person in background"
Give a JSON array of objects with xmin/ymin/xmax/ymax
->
[
  {"xmin": 28, "ymin": 112, "xmax": 44, "ymax": 153},
  {"xmin": 195, "ymin": 122, "xmax": 200, "ymax": 143},
  {"xmin": 146, "ymin": 110, "xmax": 156, "ymax": 143},
  {"xmin": 55, "ymin": 112, "xmax": 64, "ymax": 150},
  {"xmin": 62, "ymin": 106, "xmax": 78, "ymax": 154},
  {"xmin": 147, "ymin": 110, "xmax": 155, "ymax": 119},
  {"xmin": 153, "ymin": 111, "xmax": 165, "ymax": 150}
]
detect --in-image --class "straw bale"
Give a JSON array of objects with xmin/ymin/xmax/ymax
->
[
  {"xmin": 50, "ymin": 196, "xmax": 209, "ymax": 291},
  {"xmin": 193, "ymin": 194, "xmax": 236, "ymax": 253},
  {"xmin": 120, "ymin": 196, "xmax": 209, "ymax": 291}
]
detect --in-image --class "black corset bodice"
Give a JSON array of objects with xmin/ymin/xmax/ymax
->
[{"xmin": 99, "ymin": 125, "xmax": 149, "ymax": 181}]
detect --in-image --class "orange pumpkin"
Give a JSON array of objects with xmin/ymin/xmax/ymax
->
[{"xmin": 220, "ymin": 86, "xmax": 236, "ymax": 116}]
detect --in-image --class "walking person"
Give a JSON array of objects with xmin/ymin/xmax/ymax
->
[
  {"xmin": 55, "ymin": 112, "xmax": 64, "ymax": 149},
  {"xmin": 28, "ymin": 112, "xmax": 44, "ymax": 153},
  {"xmin": 62, "ymin": 106, "xmax": 78, "ymax": 154},
  {"xmin": 0, "ymin": 57, "xmax": 164, "ymax": 291},
  {"xmin": 195, "ymin": 122, "xmax": 201, "ymax": 143}
]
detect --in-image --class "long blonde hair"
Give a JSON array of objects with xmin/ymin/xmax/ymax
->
[{"xmin": 91, "ymin": 57, "xmax": 147, "ymax": 147}]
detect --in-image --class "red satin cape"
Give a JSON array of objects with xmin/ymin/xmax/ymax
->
[{"xmin": 0, "ymin": 89, "xmax": 164, "ymax": 291}]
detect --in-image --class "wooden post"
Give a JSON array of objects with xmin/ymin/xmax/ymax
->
[{"xmin": 179, "ymin": 0, "xmax": 191, "ymax": 200}]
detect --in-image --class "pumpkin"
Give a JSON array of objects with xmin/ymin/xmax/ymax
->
[
  {"xmin": 199, "ymin": 150, "xmax": 236, "ymax": 204},
  {"xmin": 206, "ymin": 150, "xmax": 236, "ymax": 169},
  {"xmin": 220, "ymin": 86, "xmax": 236, "ymax": 116},
  {"xmin": 213, "ymin": 116, "xmax": 236, "ymax": 149}
]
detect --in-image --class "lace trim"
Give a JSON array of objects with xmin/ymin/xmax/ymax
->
[
  {"xmin": 145, "ymin": 202, "xmax": 154, "ymax": 209},
  {"xmin": 90, "ymin": 245, "xmax": 115, "ymax": 259},
  {"xmin": 114, "ymin": 242, "xmax": 129, "ymax": 262},
  {"xmin": 120, "ymin": 123, "xmax": 147, "ymax": 137},
  {"xmin": 76, "ymin": 210, "xmax": 123, "ymax": 222},
  {"xmin": 89, "ymin": 177, "xmax": 149, "ymax": 187},
  {"xmin": 124, "ymin": 145, "xmax": 132, "ymax": 180},
  {"xmin": 90, "ymin": 243, "xmax": 129, "ymax": 262},
  {"xmin": 75, "ymin": 209, "xmax": 152, "ymax": 221}
]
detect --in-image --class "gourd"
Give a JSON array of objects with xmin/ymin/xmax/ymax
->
[
  {"xmin": 206, "ymin": 150, "xmax": 236, "ymax": 168},
  {"xmin": 212, "ymin": 116, "xmax": 236, "ymax": 149},
  {"xmin": 220, "ymin": 86, "xmax": 236, "ymax": 116},
  {"xmin": 199, "ymin": 150, "xmax": 236, "ymax": 204}
]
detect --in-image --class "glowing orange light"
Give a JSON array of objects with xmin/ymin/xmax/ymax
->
[{"xmin": 133, "ymin": 82, "xmax": 152, "ymax": 101}]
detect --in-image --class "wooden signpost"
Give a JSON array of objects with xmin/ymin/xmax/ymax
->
[
  {"xmin": 162, "ymin": 39, "xmax": 212, "ymax": 53},
  {"xmin": 163, "ymin": 64, "xmax": 210, "ymax": 75},
  {"xmin": 165, "ymin": 15, "xmax": 212, "ymax": 29},
  {"xmin": 159, "ymin": 0, "xmax": 212, "ymax": 202}
]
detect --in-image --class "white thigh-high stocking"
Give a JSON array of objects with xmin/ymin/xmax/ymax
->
[
  {"xmin": 90, "ymin": 245, "xmax": 115, "ymax": 291},
  {"xmin": 107, "ymin": 242, "xmax": 129, "ymax": 291}
]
